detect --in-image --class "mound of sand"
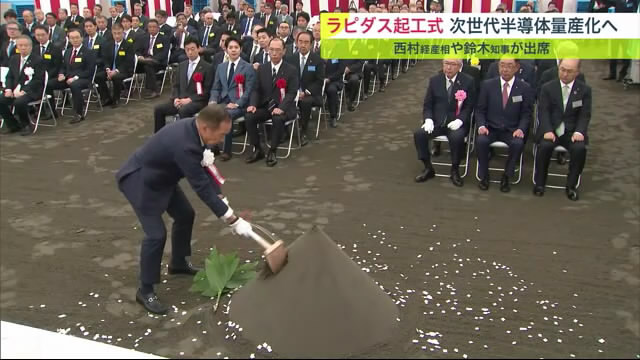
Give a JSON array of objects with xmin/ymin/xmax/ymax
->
[{"xmin": 230, "ymin": 226, "xmax": 398, "ymax": 358}]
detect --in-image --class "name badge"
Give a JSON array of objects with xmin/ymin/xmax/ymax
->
[
  {"xmin": 43, "ymin": 53, "xmax": 52, "ymax": 60},
  {"xmin": 331, "ymin": 59, "xmax": 339, "ymax": 64},
  {"xmin": 512, "ymin": 95, "xmax": 523, "ymax": 103},
  {"xmin": 127, "ymin": 38, "xmax": 134, "ymax": 43},
  {"xmin": 93, "ymin": 44, "xmax": 100, "ymax": 49},
  {"xmin": 572, "ymin": 100, "xmax": 583, "ymax": 108},
  {"xmin": 15, "ymin": 48, "xmax": 20, "ymax": 54},
  {"xmin": 159, "ymin": 31, "xmax": 165, "ymax": 36},
  {"xmin": 118, "ymin": 50, "xmax": 126, "ymax": 56},
  {"xmin": 208, "ymin": 32, "xmax": 215, "ymax": 37},
  {"xmin": 307, "ymin": 65, "xmax": 316, "ymax": 72},
  {"xmin": 156, "ymin": 43, "xmax": 163, "ymax": 49},
  {"xmin": 75, "ymin": 57, "xmax": 82, "ymax": 63}
]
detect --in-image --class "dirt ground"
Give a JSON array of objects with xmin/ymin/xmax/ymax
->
[{"xmin": 1, "ymin": 60, "xmax": 639, "ymax": 358}]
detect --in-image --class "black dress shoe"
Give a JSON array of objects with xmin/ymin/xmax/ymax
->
[
  {"xmin": 478, "ymin": 176, "xmax": 490, "ymax": 191},
  {"xmin": 602, "ymin": 76, "xmax": 615, "ymax": 80},
  {"xmin": 566, "ymin": 186, "xmax": 579, "ymax": 201},
  {"xmin": 266, "ymin": 150, "xmax": 277, "ymax": 167},
  {"xmin": 450, "ymin": 168, "xmax": 463, "ymax": 187},
  {"xmin": 500, "ymin": 174, "xmax": 511, "ymax": 193},
  {"xmin": 136, "ymin": 290, "xmax": 169, "ymax": 315},
  {"xmin": 219, "ymin": 153, "xmax": 232, "ymax": 161},
  {"xmin": 415, "ymin": 167, "xmax": 436, "ymax": 182},
  {"xmin": 101, "ymin": 99, "xmax": 114, "ymax": 107},
  {"xmin": 168, "ymin": 262, "xmax": 201, "ymax": 275},
  {"xmin": 533, "ymin": 185, "xmax": 545, "ymax": 197},
  {"xmin": 69, "ymin": 115, "xmax": 85, "ymax": 124},
  {"xmin": 300, "ymin": 134, "xmax": 309, "ymax": 147},
  {"xmin": 245, "ymin": 149, "xmax": 265, "ymax": 164},
  {"xmin": 329, "ymin": 117, "xmax": 338, "ymax": 128}
]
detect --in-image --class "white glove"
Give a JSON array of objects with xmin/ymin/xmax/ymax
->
[
  {"xmin": 447, "ymin": 119, "xmax": 463, "ymax": 131},
  {"xmin": 229, "ymin": 217, "xmax": 253, "ymax": 238},
  {"xmin": 422, "ymin": 119, "xmax": 434, "ymax": 134}
]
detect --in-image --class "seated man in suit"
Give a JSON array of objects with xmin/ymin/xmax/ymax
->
[
  {"xmin": 84, "ymin": 18, "xmax": 106, "ymax": 70},
  {"xmin": 33, "ymin": 25, "xmax": 63, "ymax": 120},
  {"xmin": 198, "ymin": 12, "xmax": 218, "ymax": 62},
  {"xmin": 0, "ymin": 35, "xmax": 44, "ymax": 135},
  {"xmin": 414, "ymin": 59, "xmax": 475, "ymax": 187},
  {"xmin": 169, "ymin": 13, "xmax": 197, "ymax": 64},
  {"xmin": 45, "ymin": 12, "xmax": 66, "ymax": 48},
  {"xmin": 96, "ymin": 15, "xmax": 113, "ymax": 42},
  {"xmin": 210, "ymin": 31, "xmax": 234, "ymax": 75},
  {"xmin": 209, "ymin": 37, "xmax": 256, "ymax": 161},
  {"xmin": 343, "ymin": 60, "xmax": 363, "ymax": 112},
  {"xmin": 243, "ymin": 24, "xmax": 264, "ymax": 63},
  {"xmin": 324, "ymin": 58, "xmax": 345, "ymax": 128},
  {"xmin": 486, "ymin": 59, "xmax": 536, "ymax": 88},
  {"xmin": 244, "ymin": 37, "xmax": 298, "ymax": 167},
  {"xmin": 46, "ymin": 28, "xmax": 97, "ymax": 124},
  {"xmin": 252, "ymin": 28, "xmax": 273, "ymax": 70},
  {"xmin": 95, "ymin": 23, "xmax": 134, "ymax": 108},
  {"xmin": 0, "ymin": 20, "xmax": 21, "ymax": 67},
  {"xmin": 285, "ymin": 30, "xmax": 325, "ymax": 146},
  {"xmin": 475, "ymin": 57, "xmax": 534, "ymax": 192},
  {"xmin": 135, "ymin": 19, "xmax": 170, "ymax": 99},
  {"xmin": 153, "ymin": 37, "xmax": 213, "ymax": 132},
  {"xmin": 534, "ymin": 59, "xmax": 591, "ymax": 201},
  {"xmin": 239, "ymin": 5, "xmax": 262, "ymax": 39}
]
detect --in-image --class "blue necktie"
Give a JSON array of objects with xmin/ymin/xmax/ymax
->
[
  {"xmin": 8, "ymin": 40, "xmax": 15, "ymax": 56},
  {"xmin": 88, "ymin": 38, "xmax": 93, "ymax": 49},
  {"xmin": 113, "ymin": 43, "xmax": 119, "ymax": 69},
  {"xmin": 227, "ymin": 62, "xmax": 235, "ymax": 87}
]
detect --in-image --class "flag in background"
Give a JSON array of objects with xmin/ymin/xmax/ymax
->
[{"xmin": 35, "ymin": 0, "xmax": 96, "ymax": 15}]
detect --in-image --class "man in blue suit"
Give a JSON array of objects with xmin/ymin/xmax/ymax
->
[
  {"xmin": 475, "ymin": 57, "xmax": 534, "ymax": 192},
  {"xmin": 239, "ymin": 5, "xmax": 263, "ymax": 39},
  {"xmin": 209, "ymin": 37, "xmax": 256, "ymax": 161},
  {"xmin": 116, "ymin": 105, "xmax": 254, "ymax": 315}
]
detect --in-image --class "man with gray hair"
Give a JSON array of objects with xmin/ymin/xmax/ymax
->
[
  {"xmin": 413, "ymin": 58, "xmax": 476, "ymax": 187},
  {"xmin": 278, "ymin": 4, "xmax": 294, "ymax": 28}
]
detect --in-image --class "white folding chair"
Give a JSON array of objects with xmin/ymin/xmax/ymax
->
[
  {"xmin": 28, "ymin": 72, "xmax": 57, "ymax": 133},
  {"xmin": 121, "ymin": 55, "xmax": 140, "ymax": 104},
  {"xmin": 263, "ymin": 99, "xmax": 301, "ymax": 159},
  {"xmin": 353, "ymin": 62, "xmax": 366, "ymax": 108},
  {"xmin": 138, "ymin": 49, "xmax": 172, "ymax": 95},
  {"xmin": 432, "ymin": 119, "xmax": 474, "ymax": 178},
  {"xmin": 314, "ymin": 81, "xmax": 327, "ymax": 139},
  {"xmin": 475, "ymin": 141, "xmax": 524, "ymax": 184},
  {"xmin": 231, "ymin": 116, "xmax": 249, "ymax": 155},
  {"xmin": 61, "ymin": 66, "xmax": 103, "ymax": 117}
]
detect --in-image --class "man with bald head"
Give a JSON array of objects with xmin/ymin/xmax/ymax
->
[
  {"xmin": 534, "ymin": 59, "xmax": 591, "ymax": 201},
  {"xmin": 414, "ymin": 59, "xmax": 475, "ymax": 187}
]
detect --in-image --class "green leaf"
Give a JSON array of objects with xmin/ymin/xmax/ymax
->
[
  {"xmin": 192, "ymin": 250, "xmax": 259, "ymax": 303},
  {"xmin": 227, "ymin": 262, "xmax": 258, "ymax": 289}
]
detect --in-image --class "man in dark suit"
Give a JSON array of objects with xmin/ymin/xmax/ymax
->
[
  {"xmin": 475, "ymin": 57, "xmax": 534, "ymax": 192},
  {"xmin": 33, "ymin": 25, "xmax": 63, "ymax": 79},
  {"xmin": 185, "ymin": 4, "xmax": 199, "ymax": 29},
  {"xmin": 136, "ymin": 19, "xmax": 170, "ymax": 99},
  {"xmin": 170, "ymin": 13, "xmax": 198, "ymax": 64},
  {"xmin": 209, "ymin": 37, "xmax": 256, "ymax": 160},
  {"xmin": 243, "ymin": 24, "xmax": 264, "ymax": 63},
  {"xmin": 96, "ymin": 15, "xmax": 113, "ymax": 43},
  {"xmin": 21, "ymin": 10, "xmax": 37, "ymax": 36},
  {"xmin": 239, "ymin": 6, "xmax": 263, "ymax": 38},
  {"xmin": 65, "ymin": 4, "xmax": 84, "ymax": 31},
  {"xmin": 116, "ymin": 104, "xmax": 255, "ymax": 314},
  {"xmin": 0, "ymin": 21, "xmax": 22, "ymax": 67},
  {"xmin": 129, "ymin": 15, "xmax": 147, "ymax": 47},
  {"xmin": 285, "ymin": 31, "xmax": 325, "ymax": 146},
  {"xmin": 538, "ymin": 63, "xmax": 586, "ymax": 97},
  {"xmin": 262, "ymin": 3, "xmax": 280, "ymax": 35},
  {"xmin": 0, "ymin": 35, "xmax": 44, "ymax": 135},
  {"xmin": 324, "ymin": 58, "xmax": 345, "ymax": 128},
  {"xmin": 534, "ymin": 59, "xmax": 592, "ymax": 201},
  {"xmin": 253, "ymin": 28, "xmax": 274, "ymax": 68},
  {"xmin": 133, "ymin": 3, "xmax": 150, "ymax": 30},
  {"xmin": 486, "ymin": 59, "xmax": 536, "ymax": 88},
  {"xmin": 156, "ymin": 10, "xmax": 173, "ymax": 37},
  {"xmin": 83, "ymin": 19, "xmax": 106, "ymax": 70},
  {"xmin": 414, "ymin": 59, "xmax": 475, "ymax": 187},
  {"xmin": 154, "ymin": 38, "xmax": 213, "ymax": 132},
  {"xmin": 45, "ymin": 13, "xmax": 66, "ymax": 48},
  {"xmin": 46, "ymin": 28, "xmax": 97, "ymax": 124},
  {"xmin": 219, "ymin": 12, "xmax": 241, "ymax": 38},
  {"xmin": 95, "ymin": 23, "xmax": 135, "ymax": 108},
  {"xmin": 343, "ymin": 60, "xmax": 363, "ymax": 112},
  {"xmin": 245, "ymin": 38, "xmax": 299, "ymax": 167},
  {"xmin": 198, "ymin": 12, "xmax": 219, "ymax": 62}
]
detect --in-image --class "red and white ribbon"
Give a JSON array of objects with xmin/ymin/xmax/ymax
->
[
  {"xmin": 237, "ymin": 84, "xmax": 243, "ymax": 98},
  {"xmin": 279, "ymin": 88, "xmax": 285, "ymax": 102},
  {"xmin": 205, "ymin": 164, "xmax": 226, "ymax": 186},
  {"xmin": 196, "ymin": 82, "xmax": 203, "ymax": 96}
]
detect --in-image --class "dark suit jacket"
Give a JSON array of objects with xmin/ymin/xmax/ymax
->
[
  {"xmin": 239, "ymin": 16, "xmax": 263, "ymax": 37},
  {"xmin": 5, "ymin": 54, "xmax": 45, "ymax": 97},
  {"xmin": 486, "ymin": 60, "xmax": 536, "ymax": 88},
  {"xmin": 285, "ymin": 52, "xmax": 325, "ymax": 97},
  {"xmin": 96, "ymin": 29, "xmax": 113, "ymax": 43},
  {"xmin": 537, "ymin": 80, "xmax": 592, "ymax": 142},
  {"xmin": 198, "ymin": 25, "xmax": 219, "ymax": 60},
  {"xmin": 262, "ymin": 14, "xmax": 279, "ymax": 34},
  {"xmin": 136, "ymin": 33, "xmax": 171, "ymax": 66},
  {"xmin": 61, "ymin": 45, "xmax": 97, "ymax": 80},
  {"xmin": 0, "ymin": 39, "xmax": 21, "ymax": 67},
  {"xmin": 172, "ymin": 58, "xmax": 213, "ymax": 103},
  {"xmin": 101, "ymin": 40, "xmax": 135, "ymax": 76},
  {"xmin": 255, "ymin": 48, "xmax": 271, "ymax": 65},
  {"xmin": 423, "ymin": 72, "xmax": 475, "ymax": 128},
  {"xmin": 64, "ymin": 15, "xmax": 84, "ymax": 31},
  {"xmin": 250, "ymin": 61, "xmax": 299, "ymax": 119},
  {"xmin": 116, "ymin": 118, "xmax": 228, "ymax": 218},
  {"xmin": 217, "ymin": 23, "xmax": 241, "ymax": 38},
  {"xmin": 476, "ymin": 77, "xmax": 534, "ymax": 133},
  {"xmin": 34, "ymin": 42, "xmax": 63, "ymax": 79},
  {"xmin": 325, "ymin": 59, "xmax": 346, "ymax": 84},
  {"xmin": 47, "ymin": 25, "xmax": 66, "ymax": 48}
]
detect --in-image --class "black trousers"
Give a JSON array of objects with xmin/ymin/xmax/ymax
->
[
  {"xmin": 414, "ymin": 125, "xmax": 466, "ymax": 169},
  {"xmin": 245, "ymin": 107, "xmax": 293, "ymax": 150},
  {"xmin": 138, "ymin": 60, "xmax": 164, "ymax": 92},
  {"xmin": 121, "ymin": 175, "xmax": 195, "ymax": 286},
  {"xmin": 344, "ymin": 73, "xmax": 360, "ymax": 103},
  {"xmin": 362, "ymin": 62, "xmax": 387, "ymax": 92},
  {"xmin": 0, "ymin": 93, "xmax": 37, "ymax": 130},
  {"xmin": 534, "ymin": 134, "xmax": 586, "ymax": 188},
  {"xmin": 325, "ymin": 81, "xmax": 343, "ymax": 118},
  {"xmin": 153, "ymin": 100, "xmax": 205, "ymax": 132},
  {"xmin": 609, "ymin": 59, "xmax": 630, "ymax": 79},
  {"xmin": 476, "ymin": 128, "xmax": 525, "ymax": 179},
  {"xmin": 298, "ymin": 95, "xmax": 322, "ymax": 134},
  {"xmin": 47, "ymin": 78, "xmax": 90, "ymax": 116},
  {"xmin": 95, "ymin": 71, "xmax": 129, "ymax": 103}
]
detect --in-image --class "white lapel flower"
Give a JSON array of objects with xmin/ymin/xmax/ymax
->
[
  {"xmin": 24, "ymin": 67, "xmax": 34, "ymax": 77},
  {"xmin": 201, "ymin": 148, "xmax": 215, "ymax": 167}
]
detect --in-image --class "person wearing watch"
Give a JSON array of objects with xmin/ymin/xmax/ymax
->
[{"xmin": 116, "ymin": 104, "xmax": 254, "ymax": 315}]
